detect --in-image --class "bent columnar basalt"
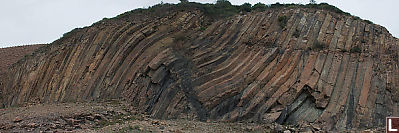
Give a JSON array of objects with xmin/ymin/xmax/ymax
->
[{"xmin": 1, "ymin": 6, "xmax": 399, "ymax": 131}]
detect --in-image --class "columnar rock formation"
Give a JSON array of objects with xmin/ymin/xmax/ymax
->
[
  {"xmin": 0, "ymin": 45, "xmax": 45, "ymax": 74},
  {"xmin": 1, "ymin": 6, "xmax": 398, "ymax": 130},
  {"xmin": 0, "ymin": 44, "xmax": 45, "ymax": 103}
]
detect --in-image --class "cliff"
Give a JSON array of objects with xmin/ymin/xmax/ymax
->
[
  {"xmin": 1, "ymin": 3, "xmax": 398, "ymax": 130},
  {"xmin": 0, "ymin": 44, "xmax": 45, "ymax": 74}
]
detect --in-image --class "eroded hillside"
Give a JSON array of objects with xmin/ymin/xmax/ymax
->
[
  {"xmin": 1, "ymin": 2, "xmax": 399, "ymax": 131},
  {"xmin": 0, "ymin": 45, "xmax": 45, "ymax": 74}
]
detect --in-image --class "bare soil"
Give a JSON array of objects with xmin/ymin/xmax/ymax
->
[
  {"xmin": 0, "ymin": 101, "xmax": 385, "ymax": 132},
  {"xmin": 0, "ymin": 101, "xmax": 276, "ymax": 133}
]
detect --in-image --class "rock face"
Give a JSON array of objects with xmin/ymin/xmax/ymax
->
[
  {"xmin": 0, "ymin": 45, "xmax": 45, "ymax": 74},
  {"xmin": 1, "ymin": 7, "xmax": 399, "ymax": 131},
  {"xmin": 0, "ymin": 44, "xmax": 45, "ymax": 104}
]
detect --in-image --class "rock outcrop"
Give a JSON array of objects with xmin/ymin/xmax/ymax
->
[
  {"xmin": 1, "ymin": 5, "xmax": 399, "ymax": 131},
  {"xmin": 0, "ymin": 45, "xmax": 45, "ymax": 74},
  {"xmin": 0, "ymin": 44, "xmax": 45, "ymax": 105}
]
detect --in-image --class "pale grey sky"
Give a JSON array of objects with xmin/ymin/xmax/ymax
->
[{"xmin": 0, "ymin": 0, "xmax": 397, "ymax": 48}]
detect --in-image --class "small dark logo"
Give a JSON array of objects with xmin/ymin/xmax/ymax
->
[{"xmin": 387, "ymin": 117, "xmax": 399, "ymax": 133}]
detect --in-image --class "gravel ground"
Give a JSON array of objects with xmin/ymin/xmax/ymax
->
[
  {"xmin": 0, "ymin": 101, "xmax": 276, "ymax": 133},
  {"xmin": 0, "ymin": 101, "xmax": 384, "ymax": 132}
]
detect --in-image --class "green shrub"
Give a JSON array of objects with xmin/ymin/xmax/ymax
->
[
  {"xmin": 311, "ymin": 41, "xmax": 325, "ymax": 50},
  {"xmin": 252, "ymin": 2, "xmax": 268, "ymax": 11},
  {"xmin": 350, "ymin": 45, "xmax": 361, "ymax": 53},
  {"xmin": 351, "ymin": 16, "xmax": 374, "ymax": 25},
  {"xmin": 110, "ymin": 1, "xmax": 363, "ymax": 25},
  {"xmin": 199, "ymin": 27, "xmax": 207, "ymax": 31},
  {"xmin": 174, "ymin": 34, "xmax": 187, "ymax": 42},
  {"xmin": 179, "ymin": 0, "xmax": 189, "ymax": 3},
  {"xmin": 244, "ymin": 38, "xmax": 255, "ymax": 46},
  {"xmin": 278, "ymin": 16, "xmax": 288, "ymax": 29},
  {"xmin": 353, "ymin": 16, "xmax": 361, "ymax": 20},
  {"xmin": 110, "ymin": 0, "xmax": 363, "ymax": 23},
  {"xmin": 240, "ymin": 3, "xmax": 252, "ymax": 12},
  {"xmin": 101, "ymin": 17, "xmax": 109, "ymax": 21},
  {"xmin": 216, "ymin": 0, "xmax": 231, "ymax": 7},
  {"xmin": 361, "ymin": 39, "xmax": 366, "ymax": 43},
  {"xmin": 393, "ymin": 54, "xmax": 398, "ymax": 62},
  {"xmin": 270, "ymin": 2, "xmax": 284, "ymax": 8},
  {"xmin": 304, "ymin": 3, "xmax": 350, "ymax": 16},
  {"xmin": 364, "ymin": 20, "xmax": 373, "ymax": 24},
  {"xmin": 51, "ymin": 0, "xmax": 374, "ymax": 52},
  {"xmin": 293, "ymin": 29, "xmax": 300, "ymax": 38}
]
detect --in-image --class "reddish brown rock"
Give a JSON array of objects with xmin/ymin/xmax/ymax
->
[
  {"xmin": 0, "ymin": 44, "xmax": 44, "ymax": 74},
  {"xmin": 0, "ymin": 5, "xmax": 398, "ymax": 131}
]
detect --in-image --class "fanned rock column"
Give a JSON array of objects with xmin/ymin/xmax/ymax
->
[{"xmin": 1, "ymin": 7, "xmax": 398, "ymax": 130}]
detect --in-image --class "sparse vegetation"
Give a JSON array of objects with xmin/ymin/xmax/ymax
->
[
  {"xmin": 309, "ymin": 0, "xmax": 317, "ymax": 4},
  {"xmin": 293, "ymin": 29, "xmax": 301, "ymax": 38},
  {"xmin": 278, "ymin": 15, "xmax": 288, "ymax": 29},
  {"xmin": 110, "ymin": 0, "xmax": 363, "ymax": 23},
  {"xmin": 35, "ymin": 0, "xmax": 374, "ymax": 53},
  {"xmin": 240, "ymin": 3, "xmax": 252, "ymax": 12},
  {"xmin": 96, "ymin": 113, "xmax": 137, "ymax": 129},
  {"xmin": 133, "ymin": 125, "xmax": 141, "ymax": 130},
  {"xmin": 40, "ymin": 0, "xmax": 375, "ymax": 54},
  {"xmin": 0, "ymin": 45, "xmax": 44, "ymax": 72},
  {"xmin": 365, "ymin": 19, "xmax": 374, "ymax": 24},
  {"xmin": 244, "ymin": 38, "xmax": 255, "ymax": 46},
  {"xmin": 199, "ymin": 26, "xmax": 207, "ymax": 31},
  {"xmin": 393, "ymin": 54, "xmax": 399, "ymax": 62},
  {"xmin": 175, "ymin": 0, "xmax": 251, "ymax": 19},
  {"xmin": 107, "ymin": 99, "xmax": 121, "ymax": 105},
  {"xmin": 361, "ymin": 39, "xmax": 366, "ymax": 43},
  {"xmin": 303, "ymin": 3, "xmax": 350, "ymax": 16},
  {"xmin": 102, "ymin": 17, "xmax": 109, "ymax": 21},
  {"xmin": 270, "ymin": 2, "xmax": 284, "ymax": 9},
  {"xmin": 179, "ymin": 0, "xmax": 189, "ymax": 3},
  {"xmin": 174, "ymin": 34, "xmax": 188, "ymax": 42},
  {"xmin": 350, "ymin": 45, "xmax": 362, "ymax": 53},
  {"xmin": 252, "ymin": 2, "xmax": 268, "ymax": 11},
  {"xmin": 311, "ymin": 41, "xmax": 325, "ymax": 50}
]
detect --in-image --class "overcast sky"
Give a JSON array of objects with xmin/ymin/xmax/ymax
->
[{"xmin": 0, "ymin": 0, "xmax": 397, "ymax": 48}]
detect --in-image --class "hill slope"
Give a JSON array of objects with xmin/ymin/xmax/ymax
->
[
  {"xmin": 1, "ymin": 3, "xmax": 399, "ymax": 131},
  {"xmin": 0, "ymin": 44, "xmax": 45, "ymax": 74}
]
